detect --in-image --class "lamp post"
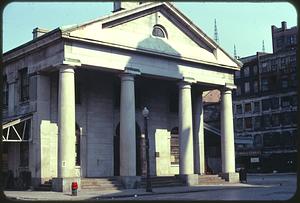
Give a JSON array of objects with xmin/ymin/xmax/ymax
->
[{"xmin": 142, "ymin": 107, "xmax": 152, "ymax": 192}]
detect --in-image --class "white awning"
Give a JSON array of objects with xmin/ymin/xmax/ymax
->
[{"xmin": 2, "ymin": 114, "xmax": 32, "ymax": 142}]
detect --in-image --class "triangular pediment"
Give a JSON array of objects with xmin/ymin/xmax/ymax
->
[{"xmin": 63, "ymin": 2, "xmax": 241, "ymax": 69}]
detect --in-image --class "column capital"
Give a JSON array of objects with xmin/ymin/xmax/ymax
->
[
  {"xmin": 58, "ymin": 65, "xmax": 75, "ymax": 74},
  {"xmin": 124, "ymin": 67, "xmax": 141, "ymax": 75},
  {"xmin": 119, "ymin": 73, "xmax": 135, "ymax": 82},
  {"xmin": 178, "ymin": 81, "xmax": 192, "ymax": 89},
  {"xmin": 221, "ymin": 83, "xmax": 236, "ymax": 92}
]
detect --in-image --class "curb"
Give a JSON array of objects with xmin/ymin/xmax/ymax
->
[{"xmin": 94, "ymin": 185, "xmax": 266, "ymax": 199}]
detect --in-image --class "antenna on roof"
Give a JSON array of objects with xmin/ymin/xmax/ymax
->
[
  {"xmin": 234, "ymin": 44, "xmax": 237, "ymax": 59},
  {"xmin": 214, "ymin": 19, "xmax": 219, "ymax": 44},
  {"xmin": 262, "ymin": 40, "xmax": 265, "ymax": 52}
]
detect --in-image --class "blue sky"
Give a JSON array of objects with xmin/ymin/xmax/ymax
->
[{"xmin": 2, "ymin": 2, "xmax": 297, "ymax": 57}]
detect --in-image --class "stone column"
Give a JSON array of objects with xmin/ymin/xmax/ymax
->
[
  {"xmin": 57, "ymin": 66, "xmax": 76, "ymax": 178},
  {"xmin": 193, "ymin": 90, "xmax": 205, "ymax": 175},
  {"xmin": 119, "ymin": 73, "xmax": 136, "ymax": 177},
  {"xmin": 220, "ymin": 84, "xmax": 239, "ymax": 182},
  {"xmin": 178, "ymin": 81, "xmax": 194, "ymax": 175}
]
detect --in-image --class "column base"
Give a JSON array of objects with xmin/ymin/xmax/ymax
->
[
  {"xmin": 117, "ymin": 176, "xmax": 141, "ymax": 189},
  {"xmin": 177, "ymin": 174, "xmax": 199, "ymax": 186},
  {"xmin": 52, "ymin": 177, "xmax": 81, "ymax": 192},
  {"xmin": 219, "ymin": 172, "xmax": 239, "ymax": 183}
]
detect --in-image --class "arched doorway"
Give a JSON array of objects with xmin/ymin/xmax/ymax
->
[{"xmin": 114, "ymin": 122, "xmax": 142, "ymax": 176}]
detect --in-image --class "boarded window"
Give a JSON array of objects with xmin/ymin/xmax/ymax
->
[
  {"xmin": 170, "ymin": 127, "xmax": 179, "ymax": 165},
  {"xmin": 19, "ymin": 68, "xmax": 29, "ymax": 101},
  {"xmin": 20, "ymin": 142, "xmax": 29, "ymax": 167},
  {"xmin": 3, "ymin": 75, "xmax": 8, "ymax": 106}
]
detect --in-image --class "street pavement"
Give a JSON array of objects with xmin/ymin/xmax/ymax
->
[{"xmin": 3, "ymin": 173, "xmax": 297, "ymax": 201}]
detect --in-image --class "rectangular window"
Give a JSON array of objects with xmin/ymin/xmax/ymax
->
[
  {"xmin": 3, "ymin": 75, "xmax": 8, "ymax": 107},
  {"xmin": 244, "ymin": 103, "xmax": 251, "ymax": 113},
  {"xmin": 262, "ymin": 99, "xmax": 271, "ymax": 111},
  {"xmin": 281, "ymin": 74, "xmax": 289, "ymax": 88},
  {"xmin": 236, "ymin": 104, "xmax": 242, "ymax": 114},
  {"xmin": 290, "ymin": 35, "xmax": 296, "ymax": 44},
  {"xmin": 262, "ymin": 115, "xmax": 272, "ymax": 127},
  {"xmin": 253, "ymin": 65, "xmax": 258, "ymax": 75},
  {"xmin": 271, "ymin": 59, "xmax": 277, "ymax": 71},
  {"xmin": 235, "ymin": 118, "xmax": 243, "ymax": 131},
  {"xmin": 281, "ymin": 112, "xmax": 292, "ymax": 125},
  {"xmin": 276, "ymin": 37, "xmax": 284, "ymax": 49},
  {"xmin": 253, "ymin": 101, "xmax": 260, "ymax": 113},
  {"xmin": 263, "ymin": 133, "xmax": 274, "ymax": 147},
  {"xmin": 244, "ymin": 82, "xmax": 250, "ymax": 94},
  {"xmin": 271, "ymin": 114, "xmax": 280, "ymax": 127},
  {"xmin": 261, "ymin": 62, "xmax": 268, "ymax": 73},
  {"xmin": 261, "ymin": 78, "xmax": 269, "ymax": 92},
  {"xmin": 281, "ymin": 79, "xmax": 289, "ymax": 88},
  {"xmin": 291, "ymin": 95, "xmax": 297, "ymax": 106},
  {"xmin": 243, "ymin": 66, "xmax": 250, "ymax": 77},
  {"xmin": 236, "ymin": 86, "xmax": 241, "ymax": 96},
  {"xmin": 244, "ymin": 117, "xmax": 252, "ymax": 129},
  {"xmin": 281, "ymin": 96, "xmax": 291, "ymax": 108},
  {"xmin": 19, "ymin": 68, "xmax": 29, "ymax": 102},
  {"xmin": 253, "ymin": 116, "xmax": 261, "ymax": 130},
  {"xmin": 271, "ymin": 97, "xmax": 279, "ymax": 109},
  {"xmin": 253, "ymin": 80, "xmax": 259, "ymax": 93},
  {"xmin": 290, "ymin": 73, "xmax": 297, "ymax": 87}
]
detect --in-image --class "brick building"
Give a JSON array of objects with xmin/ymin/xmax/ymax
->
[{"xmin": 233, "ymin": 21, "xmax": 297, "ymax": 172}]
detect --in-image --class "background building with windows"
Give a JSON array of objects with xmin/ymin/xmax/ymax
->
[{"xmin": 233, "ymin": 21, "xmax": 297, "ymax": 172}]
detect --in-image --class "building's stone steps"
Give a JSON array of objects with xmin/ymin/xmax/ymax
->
[
  {"xmin": 140, "ymin": 176, "xmax": 185, "ymax": 188},
  {"xmin": 198, "ymin": 175, "xmax": 226, "ymax": 185},
  {"xmin": 81, "ymin": 178, "xmax": 123, "ymax": 190},
  {"xmin": 35, "ymin": 180, "xmax": 52, "ymax": 191}
]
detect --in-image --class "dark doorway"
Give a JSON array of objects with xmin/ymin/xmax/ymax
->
[
  {"xmin": 114, "ymin": 122, "xmax": 142, "ymax": 176},
  {"xmin": 75, "ymin": 123, "xmax": 81, "ymax": 166}
]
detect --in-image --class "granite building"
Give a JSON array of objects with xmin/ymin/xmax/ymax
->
[{"xmin": 2, "ymin": 2, "xmax": 241, "ymax": 192}]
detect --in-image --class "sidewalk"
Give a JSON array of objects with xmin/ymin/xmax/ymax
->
[{"xmin": 4, "ymin": 183, "xmax": 271, "ymax": 201}]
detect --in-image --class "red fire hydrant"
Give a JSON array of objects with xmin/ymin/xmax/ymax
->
[{"xmin": 71, "ymin": 182, "xmax": 78, "ymax": 196}]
